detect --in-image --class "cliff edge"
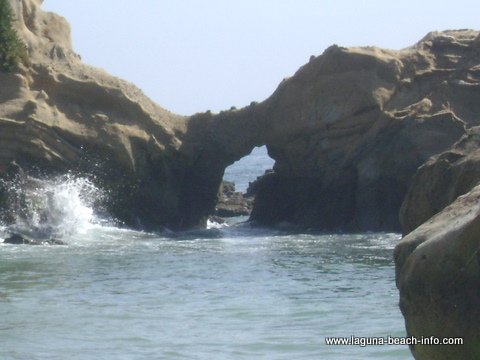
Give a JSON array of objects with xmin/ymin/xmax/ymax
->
[
  {"xmin": 2, "ymin": 0, "xmax": 480, "ymax": 236},
  {"xmin": 1, "ymin": 0, "xmax": 199, "ymax": 229}
]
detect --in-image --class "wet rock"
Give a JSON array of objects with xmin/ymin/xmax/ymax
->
[
  {"xmin": 208, "ymin": 215, "xmax": 226, "ymax": 225},
  {"xmin": 3, "ymin": 233, "xmax": 66, "ymax": 245},
  {"xmin": 245, "ymin": 170, "xmax": 273, "ymax": 198}
]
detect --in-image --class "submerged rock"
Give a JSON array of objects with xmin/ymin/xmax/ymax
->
[
  {"xmin": 3, "ymin": 233, "xmax": 66, "ymax": 246},
  {"xmin": 395, "ymin": 184, "xmax": 480, "ymax": 359}
]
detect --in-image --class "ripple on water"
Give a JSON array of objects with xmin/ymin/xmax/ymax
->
[{"xmin": 0, "ymin": 227, "xmax": 409, "ymax": 359}]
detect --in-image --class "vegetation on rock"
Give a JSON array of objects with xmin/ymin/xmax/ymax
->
[{"xmin": 0, "ymin": 0, "xmax": 26, "ymax": 72}]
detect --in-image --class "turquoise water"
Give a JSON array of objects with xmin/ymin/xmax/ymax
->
[
  {"xmin": 0, "ymin": 147, "xmax": 411, "ymax": 359},
  {"xmin": 0, "ymin": 225, "xmax": 410, "ymax": 359}
]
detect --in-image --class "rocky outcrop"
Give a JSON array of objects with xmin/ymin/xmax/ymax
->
[
  {"xmin": 190, "ymin": 30, "xmax": 479, "ymax": 231},
  {"xmin": 5, "ymin": 8, "xmax": 480, "ymax": 354},
  {"xmin": 395, "ymin": 184, "xmax": 480, "ymax": 359},
  {"xmin": 400, "ymin": 126, "xmax": 480, "ymax": 235},
  {"xmin": 3, "ymin": 233, "xmax": 66, "ymax": 245},
  {"xmin": 214, "ymin": 181, "xmax": 253, "ymax": 218},
  {"xmin": 2, "ymin": 0, "xmax": 480, "ymax": 233},
  {"xmin": 0, "ymin": 0, "xmax": 202, "ymax": 230}
]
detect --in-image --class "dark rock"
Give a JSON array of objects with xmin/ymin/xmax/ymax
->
[
  {"xmin": 3, "ymin": 233, "xmax": 66, "ymax": 245},
  {"xmin": 400, "ymin": 126, "xmax": 480, "ymax": 235},
  {"xmin": 245, "ymin": 170, "xmax": 273, "ymax": 198},
  {"xmin": 395, "ymin": 184, "xmax": 480, "ymax": 359},
  {"xmin": 214, "ymin": 181, "xmax": 253, "ymax": 218},
  {"xmin": 208, "ymin": 215, "xmax": 226, "ymax": 225}
]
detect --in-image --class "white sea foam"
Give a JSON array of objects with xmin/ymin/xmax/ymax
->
[
  {"xmin": 207, "ymin": 219, "xmax": 228, "ymax": 229},
  {"xmin": 3, "ymin": 174, "xmax": 104, "ymax": 239}
]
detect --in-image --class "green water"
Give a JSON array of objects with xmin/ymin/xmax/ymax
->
[{"xmin": 0, "ymin": 225, "xmax": 410, "ymax": 359}]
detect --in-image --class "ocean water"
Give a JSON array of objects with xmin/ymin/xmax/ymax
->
[
  {"xmin": 223, "ymin": 146, "xmax": 275, "ymax": 193},
  {"xmin": 0, "ymin": 147, "xmax": 411, "ymax": 359}
]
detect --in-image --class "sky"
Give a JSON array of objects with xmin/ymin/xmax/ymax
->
[{"xmin": 43, "ymin": 1, "xmax": 479, "ymax": 116}]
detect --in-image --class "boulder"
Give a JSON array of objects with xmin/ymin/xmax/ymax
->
[
  {"xmin": 395, "ymin": 184, "xmax": 480, "ymax": 359},
  {"xmin": 400, "ymin": 126, "xmax": 480, "ymax": 235}
]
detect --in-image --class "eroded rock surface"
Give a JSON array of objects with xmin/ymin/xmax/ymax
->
[
  {"xmin": 2, "ymin": 0, "xmax": 480, "ymax": 233},
  {"xmin": 401, "ymin": 126, "xmax": 480, "ymax": 235},
  {"xmin": 193, "ymin": 30, "xmax": 480, "ymax": 231},
  {"xmin": 1, "ymin": 0, "xmax": 196, "ymax": 230},
  {"xmin": 395, "ymin": 184, "xmax": 480, "ymax": 359}
]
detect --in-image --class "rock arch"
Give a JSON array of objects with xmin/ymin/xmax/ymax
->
[
  {"xmin": 176, "ymin": 35, "xmax": 478, "ymax": 231},
  {"xmin": 1, "ymin": 1, "xmax": 479, "ymax": 232}
]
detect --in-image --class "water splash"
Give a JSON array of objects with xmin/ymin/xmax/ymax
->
[
  {"xmin": 207, "ymin": 219, "xmax": 228, "ymax": 229},
  {"xmin": 1, "ymin": 174, "xmax": 104, "ymax": 240}
]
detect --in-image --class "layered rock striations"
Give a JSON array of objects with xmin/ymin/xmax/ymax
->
[
  {"xmin": 2, "ymin": 0, "xmax": 480, "ymax": 235},
  {"xmin": 190, "ymin": 30, "xmax": 480, "ymax": 232},
  {"xmin": 1, "ymin": 0, "xmax": 199, "ymax": 230}
]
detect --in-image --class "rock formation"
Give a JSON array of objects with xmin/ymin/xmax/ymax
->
[
  {"xmin": 0, "ymin": 0, "xmax": 198, "ymax": 230},
  {"xmin": 400, "ymin": 126, "xmax": 480, "ymax": 235},
  {"xmin": 3, "ymin": 233, "xmax": 66, "ymax": 245},
  {"xmin": 191, "ymin": 30, "xmax": 479, "ymax": 232},
  {"xmin": 1, "ymin": 0, "xmax": 480, "ymax": 236},
  {"xmin": 5, "ymin": 2, "xmax": 480, "ymax": 358},
  {"xmin": 214, "ymin": 181, "xmax": 253, "ymax": 218},
  {"xmin": 396, "ymin": 125, "xmax": 480, "ymax": 359},
  {"xmin": 395, "ymin": 184, "xmax": 480, "ymax": 359}
]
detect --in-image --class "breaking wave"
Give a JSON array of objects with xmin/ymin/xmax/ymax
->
[{"xmin": 1, "ymin": 174, "xmax": 105, "ymax": 240}]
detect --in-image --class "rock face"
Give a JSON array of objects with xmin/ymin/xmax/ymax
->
[
  {"xmin": 400, "ymin": 126, "xmax": 480, "ymax": 235},
  {"xmin": 5, "ymin": 6, "xmax": 480, "ymax": 357},
  {"xmin": 395, "ymin": 185, "xmax": 480, "ymax": 359},
  {"xmin": 1, "ymin": 0, "xmax": 480, "ymax": 234},
  {"xmin": 192, "ymin": 30, "xmax": 479, "ymax": 231},
  {"xmin": 0, "ymin": 0, "xmax": 200, "ymax": 230}
]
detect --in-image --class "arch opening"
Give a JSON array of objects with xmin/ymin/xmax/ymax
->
[{"xmin": 212, "ymin": 146, "xmax": 274, "ymax": 222}]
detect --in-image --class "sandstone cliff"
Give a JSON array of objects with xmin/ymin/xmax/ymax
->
[
  {"xmin": 5, "ymin": 7, "xmax": 480, "ymax": 357},
  {"xmin": 188, "ymin": 30, "xmax": 480, "ymax": 232},
  {"xmin": 0, "ymin": 0, "xmax": 201, "ymax": 229},
  {"xmin": 2, "ymin": 0, "xmax": 480, "ymax": 235}
]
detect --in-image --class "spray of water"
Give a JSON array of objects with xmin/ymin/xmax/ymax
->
[{"xmin": 1, "ymin": 174, "xmax": 104, "ymax": 240}]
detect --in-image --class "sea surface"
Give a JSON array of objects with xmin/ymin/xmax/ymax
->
[
  {"xmin": 223, "ymin": 146, "xmax": 275, "ymax": 193},
  {"xmin": 0, "ymin": 147, "xmax": 411, "ymax": 359}
]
